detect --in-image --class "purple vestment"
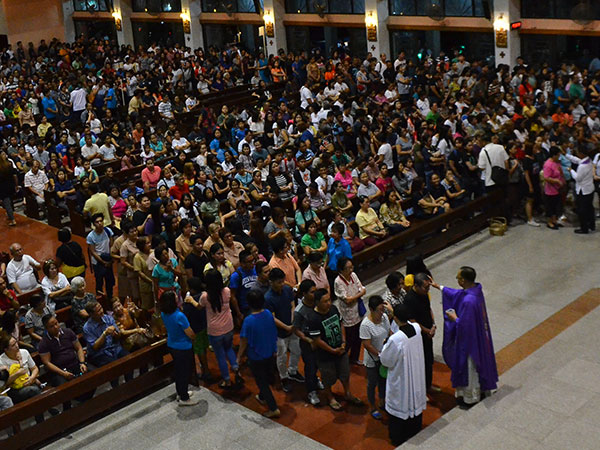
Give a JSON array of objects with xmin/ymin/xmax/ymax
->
[{"xmin": 441, "ymin": 283, "xmax": 498, "ymax": 391}]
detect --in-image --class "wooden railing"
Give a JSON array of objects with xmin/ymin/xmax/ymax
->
[
  {"xmin": 0, "ymin": 341, "xmax": 173, "ymax": 450},
  {"xmin": 354, "ymin": 190, "xmax": 504, "ymax": 283}
]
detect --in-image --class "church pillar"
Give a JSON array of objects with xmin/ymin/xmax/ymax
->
[
  {"xmin": 364, "ymin": 0, "xmax": 390, "ymax": 59},
  {"xmin": 493, "ymin": 0, "xmax": 521, "ymax": 68}
]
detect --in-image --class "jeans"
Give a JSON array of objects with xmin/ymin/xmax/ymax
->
[
  {"xmin": 1, "ymin": 196, "xmax": 14, "ymax": 221},
  {"xmin": 276, "ymin": 334, "xmax": 300, "ymax": 380},
  {"xmin": 169, "ymin": 347, "xmax": 195, "ymax": 401},
  {"xmin": 299, "ymin": 339, "xmax": 318, "ymax": 393},
  {"xmin": 92, "ymin": 262, "xmax": 115, "ymax": 299},
  {"xmin": 49, "ymin": 364, "xmax": 95, "ymax": 407},
  {"xmin": 208, "ymin": 331, "xmax": 238, "ymax": 381},
  {"xmin": 0, "ymin": 395, "xmax": 13, "ymax": 411},
  {"xmin": 8, "ymin": 385, "xmax": 43, "ymax": 423},
  {"xmin": 89, "ymin": 347, "xmax": 131, "ymax": 388},
  {"xmin": 249, "ymin": 357, "xmax": 278, "ymax": 411},
  {"xmin": 366, "ymin": 365, "xmax": 386, "ymax": 407}
]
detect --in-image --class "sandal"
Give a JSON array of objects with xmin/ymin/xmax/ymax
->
[
  {"xmin": 218, "ymin": 380, "xmax": 232, "ymax": 389},
  {"xmin": 234, "ymin": 370, "xmax": 245, "ymax": 386},
  {"xmin": 345, "ymin": 395, "xmax": 364, "ymax": 406},
  {"xmin": 329, "ymin": 399, "xmax": 342, "ymax": 411}
]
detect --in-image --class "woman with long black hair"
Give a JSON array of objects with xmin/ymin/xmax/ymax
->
[{"xmin": 185, "ymin": 268, "xmax": 243, "ymax": 389}]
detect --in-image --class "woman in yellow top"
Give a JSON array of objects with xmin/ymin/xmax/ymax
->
[{"xmin": 355, "ymin": 195, "xmax": 388, "ymax": 246}]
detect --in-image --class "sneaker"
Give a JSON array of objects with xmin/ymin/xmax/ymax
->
[
  {"xmin": 308, "ymin": 391, "xmax": 320, "ymax": 406},
  {"xmin": 281, "ymin": 378, "xmax": 292, "ymax": 393},
  {"xmin": 527, "ymin": 220, "xmax": 541, "ymax": 227},
  {"xmin": 178, "ymin": 397, "xmax": 200, "ymax": 407},
  {"xmin": 288, "ymin": 370, "xmax": 305, "ymax": 383},
  {"xmin": 255, "ymin": 394, "xmax": 266, "ymax": 406},
  {"xmin": 176, "ymin": 391, "xmax": 194, "ymax": 401},
  {"xmin": 317, "ymin": 378, "xmax": 324, "ymax": 390},
  {"xmin": 263, "ymin": 408, "xmax": 281, "ymax": 418},
  {"xmin": 558, "ymin": 215, "xmax": 568, "ymax": 222}
]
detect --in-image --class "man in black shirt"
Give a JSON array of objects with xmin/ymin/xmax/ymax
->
[
  {"xmin": 404, "ymin": 272, "xmax": 436, "ymax": 392},
  {"xmin": 184, "ymin": 235, "xmax": 209, "ymax": 282},
  {"xmin": 307, "ymin": 288, "xmax": 362, "ymax": 411}
]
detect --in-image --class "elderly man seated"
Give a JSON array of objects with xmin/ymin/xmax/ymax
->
[
  {"xmin": 6, "ymin": 243, "xmax": 41, "ymax": 294},
  {"xmin": 82, "ymin": 301, "xmax": 131, "ymax": 387}
]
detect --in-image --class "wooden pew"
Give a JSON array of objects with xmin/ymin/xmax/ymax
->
[
  {"xmin": 66, "ymin": 197, "xmax": 87, "ymax": 238},
  {"xmin": 23, "ymin": 188, "xmax": 41, "ymax": 220},
  {"xmin": 43, "ymin": 190, "xmax": 65, "ymax": 229},
  {"xmin": 353, "ymin": 190, "xmax": 504, "ymax": 283},
  {"xmin": 16, "ymin": 287, "xmax": 44, "ymax": 308},
  {"xmin": 0, "ymin": 341, "xmax": 172, "ymax": 449}
]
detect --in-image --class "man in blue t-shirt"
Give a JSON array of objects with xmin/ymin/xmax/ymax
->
[
  {"xmin": 230, "ymin": 250, "xmax": 258, "ymax": 318},
  {"xmin": 265, "ymin": 268, "xmax": 304, "ymax": 393},
  {"xmin": 237, "ymin": 290, "xmax": 279, "ymax": 418},
  {"xmin": 41, "ymin": 94, "xmax": 58, "ymax": 120}
]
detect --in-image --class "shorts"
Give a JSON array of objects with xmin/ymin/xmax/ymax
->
[
  {"xmin": 318, "ymin": 352, "xmax": 350, "ymax": 387},
  {"xmin": 192, "ymin": 329, "xmax": 209, "ymax": 355}
]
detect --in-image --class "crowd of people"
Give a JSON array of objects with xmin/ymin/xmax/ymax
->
[{"xmin": 0, "ymin": 33, "xmax": 598, "ymax": 444}]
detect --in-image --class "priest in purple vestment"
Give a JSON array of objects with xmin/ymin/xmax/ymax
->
[{"xmin": 430, "ymin": 266, "xmax": 498, "ymax": 406}]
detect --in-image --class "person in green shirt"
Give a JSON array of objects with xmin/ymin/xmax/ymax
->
[{"xmin": 300, "ymin": 220, "xmax": 327, "ymax": 261}]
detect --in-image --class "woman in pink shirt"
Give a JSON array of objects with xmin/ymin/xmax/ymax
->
[
  {"xmin": 141, "ymin": 157, "xmax": 162, "ymax": 190},
  {"xmin": 185, "ymin": 268, "xmax": 242, "ymax": 389},
  {"xmin": 542, "ymin": 147, "xmax": 565, "ymax": 230},
  {"xmin": 334, "ymin": 161, "xmax": 356, "ymax": 198}
]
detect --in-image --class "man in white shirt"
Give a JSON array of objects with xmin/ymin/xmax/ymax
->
[
  {"xmin": 586, "ymin": 108, "xmax": 600, "ymax": 133},
  {"xmin": 81, "ymin": 135, "xmax": 102, "ymax": 166},
  {"xmin": 393, "ymin": 51, "xmax": 407, "ymax": 71},
  {"xmin": 6, "ymin": 243, "xmax": 41, "ymax": 294},
  {"xmin": 477, "ymin": 135, "xmax": 508, "ymax": 189},
  {"xmin": 566, "ymin": 147, "xmax": 595, "ymax": 233},
  {"xmin": 171, "ymin": 130, "xmax": 191, "ymax": 153},
  {"xmin": 24, "ymin": 160, "xmax": 49, "ymax": 209},
  {"xmin": 376, "ymin": 133, "xmax": 394, "ymax": 170},
  {"xmin": 70, "ymin": 84, "xmax": 87, "ymax": 119},
  {"xmin": 300, "ymin": 81, "xmax": 314, "ymax": 110},
  {"xmin": 99, "ymin": 135, "xmax": 117, "ymax": 161},
  {"xmin": 416, "ymin": 95, "xmax": 431, "ymax": 118},
  {"xmin": 380, "ymin": 303, "xmax": 426, "ymax": 446}
]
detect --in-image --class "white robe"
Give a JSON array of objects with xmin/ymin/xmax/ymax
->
[{"xmin": 380, "ymin": 322, "xmax": 427, "ymax": 420}]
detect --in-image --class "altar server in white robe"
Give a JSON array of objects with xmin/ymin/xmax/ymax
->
[{"xmin": 380, "ymin": 303, "xmax": 427, "ymax": 446}]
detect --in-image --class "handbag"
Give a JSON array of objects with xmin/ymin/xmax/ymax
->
[
  {"xmin": 358, "ymin": 297, "xmax": 367, "ymax": 317},
  {"xmin": 484, "ymin": 149, "xmax": 508, "ymax": 185}
]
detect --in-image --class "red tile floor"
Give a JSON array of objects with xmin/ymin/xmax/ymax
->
[{"xmin": 2, "ymin": 212, "xmax": 457, "ymax": 450}]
